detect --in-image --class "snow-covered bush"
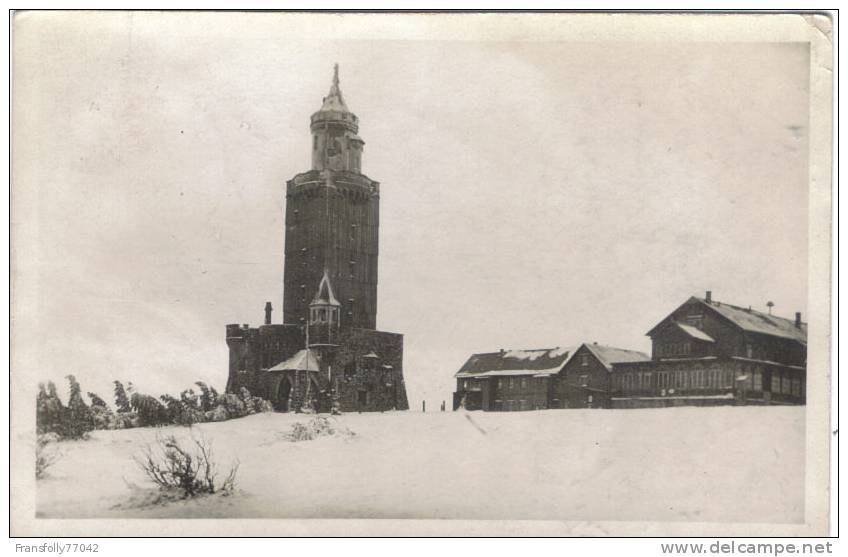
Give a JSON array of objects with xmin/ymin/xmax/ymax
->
[
  {"xmin": 195, "ymin": 382, "xmax": 219, "ymax": 412},
  {"xmin": 131, "ymin": 393, "xmax": 170, "ymax": 427},
  {"xmin": 252, "ymin": 397, "xmax": 274, "ymax": 413},
  {"xmin": 203, "ymin": 405, "xmax": 229, "ymax": 422},
  {"xmin": 36, "ymin": 434, "xmax": 61, "ymax": 479},
  {"xmin": 283, "ymin": 416, "xmax": 355, "ymax": 442},
  {"xmin": 219, "ymin": 393, "xmax": 248, "ymax": 419},
  {"xmin": 135, "ymin": 434, "xmax": 238, "ymax": 498}
]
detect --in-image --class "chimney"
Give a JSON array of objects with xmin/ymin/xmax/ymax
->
[
  {"xmin": 795, "ymin": 312, "xmax": 802, "ymax": 328},
  {"xmin": 264, "ymin": 302, "xmax": 273, "ymax": 325},
  {"xmin": 705, "ymin": 290, "xmax": 712, "ymax": 303},
  {"xmin": 499, "ymin": 348, "xmax": 505, "ymax": 355}
]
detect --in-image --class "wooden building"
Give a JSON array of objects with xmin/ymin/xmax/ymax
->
[
  {"xmin": 610, "ymin": 291, "xmax": 807, "ymax": 407},
  {"xmin": 555, "ymin": 343, "xmax": 650, "ymax": 408},
  {"xmin": 453, "ymin": 343, "xmax": 648, "ymax": 411}
]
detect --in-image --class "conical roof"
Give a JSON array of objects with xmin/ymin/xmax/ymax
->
[
  {"xmin": 319, "ymin": 63, "xmax": 349, "ymax": 113},
  {"xmin": 310, "ymin": 269, "xmax": 341, "ymax": 306}
]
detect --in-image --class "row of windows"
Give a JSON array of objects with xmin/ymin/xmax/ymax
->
[
  {"xmin": 614, "ymin": 367, "xmax": 804, "ymax": 397},
  {"xmin": 770, "ymin": 375, "xmax": 803, "ymax": 397},
  {"xmin": 492, "ymin": 399, "xmax": 542, "ymax": 411},
  {"xmin": 497, "ymin": 377, "xmax": 546, "ymax": 390},
  {"xmin": 614, "ymin": 369, "xmax": 735, "ymax": 391},
  {"xmin": 656, "ymin": 342, "xmax": 692, "ymax": 357},
  {"xmin": 460, "ymin": 377, "xmax": 547, "ymax": 391}
]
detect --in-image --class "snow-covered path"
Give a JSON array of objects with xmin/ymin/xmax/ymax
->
[{"xmin": 36, "ymin": 407, "xmax": 805, "ymax": 523}]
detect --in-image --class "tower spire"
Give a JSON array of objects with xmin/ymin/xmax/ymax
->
[{"xmin": 321, "ymin": 63, "xmax": 347, "ymax": 111}]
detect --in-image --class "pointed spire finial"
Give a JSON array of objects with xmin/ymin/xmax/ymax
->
[{"xmin": 320, "ymin": 63, "xmax": 348, "ymax": 112}]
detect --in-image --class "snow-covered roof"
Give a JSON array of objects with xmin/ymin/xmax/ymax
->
[
  {"xmin": 454, "ymin": 346, "xmax": 577, "ymax": 378},
  {"xmin": 648, "ymin": 296, "xmax": 807, "ymax": 345},
  {"xmin": 311, "ymin": 270, "xmax": 341, "ymax": 307},
  {"xmin": 268, "ymin": 349, "xmax": 321, "ymax": 372},
  {"xmin": 700, "ymin": 298, "xmax": 806, "ymax": 344},
  {"xmin": 582, "ymin": 343, "xmax": 651, "ymax": 371},
  {"xmin": 456, "ymin": 367, "xmax": 562, "ymax": 379},
  {"xmin": 673, "ymin": 322, "xmax": 716, "ymax": 343}
]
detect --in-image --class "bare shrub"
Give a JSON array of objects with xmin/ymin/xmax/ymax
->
[
  {"xmin": 36, "ymin": 434, "xmax": 61, "ymax": 479},
  {"xmin": 135, "ymin": 433, "xmax": 238, "ymax": 498}
]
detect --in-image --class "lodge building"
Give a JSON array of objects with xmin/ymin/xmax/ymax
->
[
  {"xmin": 452, "ymin": 343, "xmax": 649, "ymax": 411},
  {"xmin": 610, "ymin": 292, "xmax": 806, "ymax": 408},
  {"xmin": 452, "ymin": 292, "xmax": 806, "ymax": 411}
]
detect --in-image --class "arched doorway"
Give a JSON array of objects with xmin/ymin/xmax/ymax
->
[{"xmin": 275, "ymin": 377, "xmax": 292, "ymax": 412}]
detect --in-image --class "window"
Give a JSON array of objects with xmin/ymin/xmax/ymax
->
[
  {"xmin": 579, "ymin": 374, "xmax": 589, "ymax": 387},
  {"xmin": 771, "ymin": 374, "xmax": 781, "ymax": 393},
  {"xmin": 746, "ymin": 344, "xmax": 754, "ymax": 358},
  {"xmin": 753, "ymin": 370, "xmax": 763, "ymax": 391},
  {"xmin": 791, "ymin": 378, "xmax": 802, "ymax": 397},
  {"xmin": 463, "ymin": 380, "xmax": 469, "ymax": 390},
  {"xmin": 520, "ymin": 377, "xmax": 528, "ymax": 389},
  {"xmin": 686, "ymin": 314, "xmax": 704, "ymax": 329},
  {"xmin": 580, "ymin": 354, "xmax": 590, "ymax": 367},
  {"xmin": 781, "ymin": 376, "xmax": 792, "ymax": 395},
  {"xmin": 644, "ymin": 372, "xmax": 652, "ymax": 389},
  {"xmin": 498, "ymin": 378, "xmax": 505, "ymax": 389}
]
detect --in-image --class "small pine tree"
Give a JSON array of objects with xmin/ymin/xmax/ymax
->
[
  {"xmin": 180, "ymin": 388, "xmax": 199, "ymax": 410},
  {"xmin": 113, "ymin": 381, "xmax": 131, "ymax": 413},
  {"xmin": 61, "ymin": 375, "xmax": 94, "ymax": 439},
  {"xmin": 87, "ymin": 392, "xmax": 108, "ymax": 408},
  {"xmin": 195, "ymin": 382, "xmax": 219, "ymax": 412},
  {"xmin": 131, "ymin": 392, "xmax": 169, "ymax": 427},
  {"xmin": 88, "ymin": 392, "xmax": 116, "ymax": 430},
  {"xmin": 37, "ymin": 382, "xmax": 65, "ymax": 434}
]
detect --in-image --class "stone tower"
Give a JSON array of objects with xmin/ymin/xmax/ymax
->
[{"xmin": 283, "ymin": 65, "xmax": 379, "ymax": 330}]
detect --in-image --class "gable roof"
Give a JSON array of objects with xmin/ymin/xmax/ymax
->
[
  {"xmin": 455, "ymin": 346, "xmax": 576, "ymax": 378},
  {"xmin": 582, "ymin": 343, "xmax": 651, "ymax": 371},
  {"xmin": 648, "ymin": 295, "xmax": 807, "ymax": 344},
  {"xmin": 268, "ymin": 349, "xmax": 321, "ymax": 372}
]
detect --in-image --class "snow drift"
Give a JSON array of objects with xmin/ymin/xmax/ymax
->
[{"xmin": 36, "ymin": 406, "xmax": 804, "ymax": 524}]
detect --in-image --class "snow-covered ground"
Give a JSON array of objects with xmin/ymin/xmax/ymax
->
[{"xmin": 36, "ymin": 406, "xmax": 804, "ymax": 523}]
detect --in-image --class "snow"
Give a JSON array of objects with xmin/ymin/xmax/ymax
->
[
  {"xmin": 675, "ymin": 322, "xmax": 716, "ymax": 343},
  {"xmin": 456, "ymin": 367, "xmax": 561, "ymax": 378},
  {"xmin": 36, "ymin": 407, "xmax": 804, "ymax": 523},
  {"xmin": 503, "ymin": 349, "xmax": 546, "ymax": 361},
  {"xmin": 548, "ymin": 346, "xmax": 574, "ymax": 359}
]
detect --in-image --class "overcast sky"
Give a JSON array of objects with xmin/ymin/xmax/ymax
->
[{"xmin": 13, "ymin": 13, "xmax": 810, "ymax": 407}]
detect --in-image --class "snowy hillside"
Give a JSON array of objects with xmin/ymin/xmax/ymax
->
[{"xmin": 36, "ymin": 407, "xmax": 804, "ymax": 523}]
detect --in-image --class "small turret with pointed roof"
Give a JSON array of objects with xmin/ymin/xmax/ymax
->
[{"xmin": 308, "ymin": 269, "xmax": 341, "ymax": 346}]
